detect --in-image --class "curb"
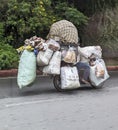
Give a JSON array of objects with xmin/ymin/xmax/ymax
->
[
  {"xmin": 0, "ymin": 69, "xmax": 43, "ymax": 78},
  {"xmin": 0, "ymin": 66, "xmax": 118, "ymax": 78},
  {"xmin": 107, "ymin": 66, "xmax": 118, "ymax": 71}
]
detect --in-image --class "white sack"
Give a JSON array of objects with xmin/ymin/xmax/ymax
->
[
  {"xmin": 37, "ymin": 48, "xmax": 53, "ymax": 66},
  {"xmin": 63, "ymin": 47, "xmax": 76, "ymax": 64},
  {"xmin": 17, "ymin": 50, "xmax": 36, "ymax": 89},
  {"xmin": 43, "ymin": 51, "xmax": 61, "ymax": 75},
  {"xmin": 78, "ymin": 46, "xmax": 102, "ymax": 58},
  {"xmin": 47, "ymin": 39, "xmax": 60, "ymax": 51},
  {"xmin": 95, "ymin": 60, "xmax": 105, "ymax": 78},
  {"xmin": 61, "ymin": 66, "xmax": 80, "ymax": 89},
  {"xmin": 89, "ymin": 59, "xmax": 110, "ymax": 87}
]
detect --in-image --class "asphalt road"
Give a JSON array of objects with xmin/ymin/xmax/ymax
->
[{"xmin": 0, "ymin": 71, "xmax": 118, "ymax": 130}]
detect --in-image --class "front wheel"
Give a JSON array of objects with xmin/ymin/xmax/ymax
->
[
  {"xmin": 90, "ymin": 82, "xmax": 104, "ymax": 89},
  {"xmin": 53, "ymin": 75, "xmax": 64, "ymax": 92},
  {"xmin": 53, "ymin": 75, "xmax": 80, "ymax": 92}
]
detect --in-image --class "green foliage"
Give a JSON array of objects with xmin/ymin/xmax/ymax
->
[
  {"xmin": 5, "ymin": 0, "xmax": 58, "ymax": 47},
  {"xmin": 0, "ymin": 22, "xmax": 4, "ymax": 41},
  {"xmin": 64, "ymin": 8, "xmax": 89, "ymax": 28},
  {"xmin": 0, "ymin": 0, "xmax": 8, "ymax": 21},
  {"xmin": 0, "ymin": 42, "xmax": 19, "ymax": 70},
  {"xmin": 2, "ymin": 0, "xmax": 89, "ymax": 48},
  {"xmin": 81, "ymin": 7, "xmax": 118, "ymax": 51},
  {"xmin": 1, "ymin": 0, "xmax": 118, "ymax": 48},
  {"xmin": 0, "ymin": 0, "xmax": 89, "ymax": 69},
  {"xmin": 71, "ymin": 0, "xmax": 118, "ymax": 16},
  {"xmin": 95, "ymin": 7, "xmax": 118, "ymax": 49},
  {"xmin": 101, "ymin": 8, "xmax": 118, "ymax": 41},
  {"xmin": 54, "ymin": 2, "xmax": 89, "ymax": 28},
  {"xmin": 0, "ymin": 0, "xmax": 117, "ymax": 69}
]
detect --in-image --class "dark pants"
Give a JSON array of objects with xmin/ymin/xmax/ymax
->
[{"xmin": 76, "ymin": 62, "xmax": 90, "ymax": 81}]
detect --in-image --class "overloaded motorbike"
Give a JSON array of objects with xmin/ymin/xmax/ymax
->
[
  {"xmin": 50, "ymin": 44, "xmax": 106, "ymax": 92},
  {"xmin": 53, "ymin": 62, "xmax": 104, "ymax": 92},
  {"xmin": 53, "ymin": 65, "xmax": 104, "ymax": 92},
  {"xmin": 17, "ymin": 19, "xmax": 110, "ymax": 90},
  {"xmin": 17, "ymin": 37, "xmax": 109, "ymax": 90}
]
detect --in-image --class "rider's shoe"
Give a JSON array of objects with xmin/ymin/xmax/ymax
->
[{"xmin": 81, "ymin": 78, "xmax": 90, "ymax": 85}]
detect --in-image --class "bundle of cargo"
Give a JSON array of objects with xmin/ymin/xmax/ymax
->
[
  {"xmin": 47, "ymin": 39, "xmax": 60, "ymax": 51},
  {"xmin": 17, "ymin": 37, "xmax": 62, "ymax": 88},
  {"xmin": 36, "ymin": 39, "xmax": 60, "ymax": 66},
  {"xmin": 89, "ymin": 59, "xmax": 110, "ymax": 87},
  {"xmin": 61, "ymin": 66, "xmax": 80, "ymax": 89},
  {"xmin": 77, "ymin": 45, "xmax": 102, "ymax": 63},
  {"xmin": 43, "ymin": 51, "xmax": 61, "ymax": 75},
  {"xmin": 37, "ymin": 48, "xmax": 54, "ymax": 66},
  {"xmin": 47, "ymin": 20, "xmax": 79, "ymax": 45},
  {"xmin": 16, "ymin": 18, "xmax": 109, "ymax": 90},
  {"xmin": 17, "ymin": 50, "xmax": 36, "ymax": 89},
  {"xmin": 62, "ymin": 46, "xmax": 76, "ymax": 64},
  {"xmin": 17, "ymin": 36, "xmax": 46, "ymax": 55},
  {"xmin": 17, "ymin": 36, "xmax": 46, "ymax": 89},
  {"xmin": 76, "ymin": 45, "xmax": 109, "ymax": 87}
]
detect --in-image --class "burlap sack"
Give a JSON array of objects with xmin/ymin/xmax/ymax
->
[{"xmin": 47, "ymin": 20, "xmax": 79, "ymax": 44}]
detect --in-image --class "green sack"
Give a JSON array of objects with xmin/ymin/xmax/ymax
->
[{"xmin": 17, "ymin": 50, "xmax": 36, "ymax": 89}]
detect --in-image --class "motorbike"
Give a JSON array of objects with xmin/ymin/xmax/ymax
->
[
  {"xmin": 52, "ymin": 62, "xmax": 104, "ymax": 92},
  {"xmin": 38, "ymin": 43, "xmax": 106, "ymax": 92}
]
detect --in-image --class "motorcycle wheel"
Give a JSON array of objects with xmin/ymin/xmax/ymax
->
[
  {"xmin": 53, "ymin": 75, "xmax": 80, "ymax": 92},
  {"xmin": 91, "ymin": 82, "xmax": 104, "ymax": 89},
  {"xmin": 53, "ymin": 75, "xmax": 64, "ymax": 92}
]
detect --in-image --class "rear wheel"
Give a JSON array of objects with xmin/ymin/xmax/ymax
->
[
  {"xmin": 53, "ymin": 75, "xmax": 64, "ymax": 92},
  {"xmin": 53, "ymin": 75, "xmax": 80, "ymax": 92}
]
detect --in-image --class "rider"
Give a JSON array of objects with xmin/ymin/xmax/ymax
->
[{"xmin": 75, "ymin": 46, "xmax": 91, "ymax": 85}]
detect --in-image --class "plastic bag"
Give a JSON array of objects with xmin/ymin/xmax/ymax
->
[
  {"xmin": 78, "ymin": 46, "xmax": 102, "ymax": 59},
  {"xmin": 89, "ymin": 59, "xmax": 110, "ymax": 86},
  {"xmin": 37, "ymin": 48, "xmax": 53, "ymax": 66},
  {"xmin": 61, "ymin": 66, "xmax": 80, "ymax": 89},
  {"xmin": 43, "ymin": 51, "xmax": 61, "ymax": 75},
  {"xmin": 63, "ymin": 47, "xmax": 76, "ymax": 64},
  {"xmin": 17, "ymin": 50, "xmax": 36, "ymax": 89},
  {"xmin": 47, "ymin": 39, "xmax": 60, "ymax": 51},
  {"xmin": 95, "ymin": 61, "xmax": 105, "ymax": 78}
]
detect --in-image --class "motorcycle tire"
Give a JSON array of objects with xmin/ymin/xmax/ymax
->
[
  {"xmin": 91, "ymin": 82, "xmax": 104, "ymax": 89},
  {"xmin": 53, "ymin": 75, "xmax": 64, "ymax": 92},
  {"xmin": 53, "ymin": 75, "xmax": 80, "ymax": 92}
]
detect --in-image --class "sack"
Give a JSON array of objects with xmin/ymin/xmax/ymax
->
[
  {"xmin": 89, "ymin": 59, "xmax": 110, "ymax": 86},
  {"xmin": 37, "ymin": 48, "xmax": 53, "ymax": 66},
  {"xmin": 78, "ymin": 46, "xmax": 102, "ymax": 59},
  {"xmin": 61, "ymin": 66, "xmax": 80, "ymax": 89},
  {"xmin": 43, "ymin": 51, "xmax": 61, "ymax": 75},
  {"xmin": 17, "ymin": 50, "xmax": 36, "ymax": 89},
  {"xmin": 63, "ymin": 47, "xmax": 76, "ymax": 63},
  {"xmin": 47, "ymin": 20, "xmax": 79, "ymax": 44},
  {"xmin": 95, "ymin": 61, "xmax": 105, "ymax": 78},
  {"xmin": 47, "ymin": 39, "xmax": 60, "ymax": 51}
]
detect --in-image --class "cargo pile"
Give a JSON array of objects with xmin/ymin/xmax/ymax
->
[
  {"xmin": 17, "ymin": 37, "xmax": 109, "ymax": 89},
  {"xmin": 16, "ymin": 20, "xmax": 109, "ymax": 90},
  {"xmin": 17, "ymin": 36, "xmax": 63, "ymax": 89}
]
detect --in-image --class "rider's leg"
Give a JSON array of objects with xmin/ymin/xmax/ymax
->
[
  {"xmin": 76, "ymin": 62, "xmax": 90, "ymax": 84},
  {"xmin": 83, "ymin": 64, "xmax": 90, "ymax": 81}
]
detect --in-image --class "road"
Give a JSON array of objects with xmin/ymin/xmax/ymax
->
[{"xmin": 0, "ymin": 71, "xmax": 118, "ymax": 130}]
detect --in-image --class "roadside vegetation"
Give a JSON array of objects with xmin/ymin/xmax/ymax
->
[{"xmin": 0, "ymin": 0, "xmax": 118, "ymax": 69}]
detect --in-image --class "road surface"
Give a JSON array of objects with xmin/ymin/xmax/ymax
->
[{"xmin": 0, "ymin": 71, "xmax": 118, "ymax": 130}]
